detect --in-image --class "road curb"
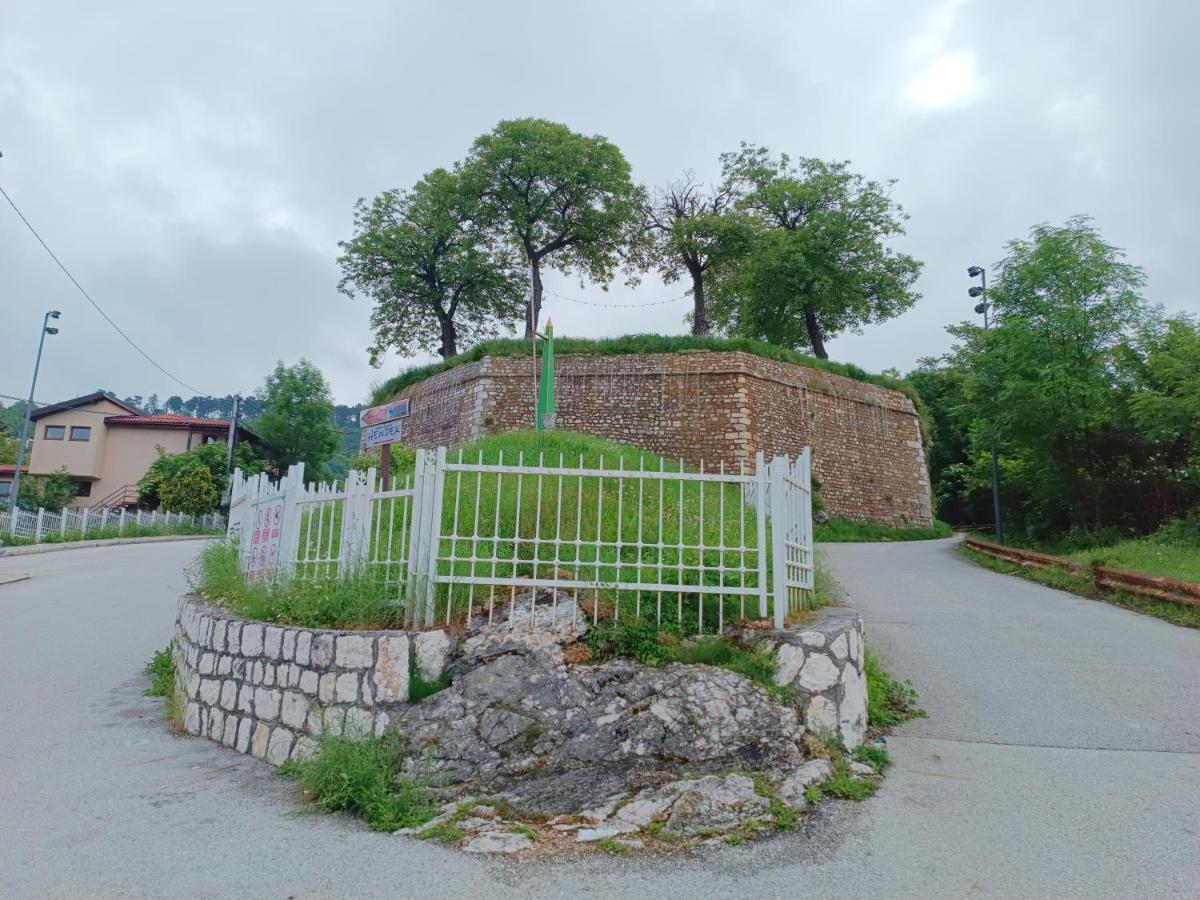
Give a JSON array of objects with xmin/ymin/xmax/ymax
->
[
  {"xmin": 0, "ymin": 534, "xmax": 216, "ymax": 559},
  {"xmin": 0, "ymin": 572, "xmax": 31, "ymax": 585}
]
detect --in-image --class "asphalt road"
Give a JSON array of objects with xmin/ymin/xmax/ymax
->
[{"xmin": 1, "ymin": 538, "xmax": 1197, "ymax": 898}]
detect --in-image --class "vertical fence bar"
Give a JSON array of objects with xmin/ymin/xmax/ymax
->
[
  {"xmin": 754, "ymin": 451, "xmax": 769, "ymax": 620},
  {"xmin": 769, "ymin": 455, "xmax": 788, "ymax": 629}
]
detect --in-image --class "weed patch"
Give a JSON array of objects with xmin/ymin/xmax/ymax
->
[
  {"xmin": 864, "ymin": 650, "xmax": 926, "ymax": 726},
  {"xmin": 282, "ymin": 733, "xmax": 438, "ymax": 832},
  {"xmin": 854, "ymin": 743, "xmax": 892, "ymax": 773},
  {"xmin": 820, "ymin": 760, "xmax": 878, "ymax": 800},
  {"xmin": 143, "ymin": 644, "xmax": 174, "ymax": 697},
  {"xmin": 595, "ymin": 836, "xmax": 631, "ymax": 854},
  {"xmin": 408, "ymin": 657, "xmax": 451, "ymax": 703}
]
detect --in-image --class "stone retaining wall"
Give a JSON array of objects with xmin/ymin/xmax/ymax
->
[
  {"xmin": 173, "ymin": 596, "xmax": 869, "ymax": 766},
  {"xmin": 389, "ymin": 351, "xmax": 931, "ymax": 527}
]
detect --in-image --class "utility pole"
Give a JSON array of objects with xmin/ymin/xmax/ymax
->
[
  {"xmin": 224, "ymin": 393, "xmax": 242, "ymax": 479},
  {"xmin": 7, "ymin": 310, "xmax": 60, "ymax": 515},
  {"xmin": 968, "ymin": 266, "xmax": 1004, "ymax": 544}
]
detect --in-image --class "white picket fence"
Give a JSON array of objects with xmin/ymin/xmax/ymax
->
[
  {"xmin": 1, "ymin": 504, "xmax": 225, "ymax": 545},
  {"xmin": 228, "ymin": 447, "xmax": 813, "ymax": 631}
]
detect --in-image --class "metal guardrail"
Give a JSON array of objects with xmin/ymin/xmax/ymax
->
[{"xmin": 964, "ymin": 535, "xmax": 1200, "ymax": 607}]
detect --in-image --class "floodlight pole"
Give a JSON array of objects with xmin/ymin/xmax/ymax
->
[
  {"xmin": 8, "ymin": 310, "xmax": 60, "ymax": 515},
  {"xmin": 969, "ymin": 266, "xmax": 1004, "ymax": 544}
]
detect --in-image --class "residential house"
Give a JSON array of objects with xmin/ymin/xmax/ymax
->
[
  {"xmin": 24, "ymin": 391, "xmax": 252, "ymax": 508},
  {"xmin": 0, "ymin": 464, "xmax": 26, "ymax": 506}
]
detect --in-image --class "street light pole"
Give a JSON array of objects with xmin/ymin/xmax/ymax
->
[
  {"xmin": 968, "ymin": 266, "xmax": 1004, "ymax": 544},
  {"xmin": 8, "ymin": 310, "xmax": 61, "ymax": 515}
]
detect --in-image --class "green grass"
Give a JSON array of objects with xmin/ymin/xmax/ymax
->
[
  {"xmin": 748, "ymin": 773, "xmax": 798, "ymax": 831},
  {"xmin": 815, "ymin": 517, "xmax": 953, "ymax": 543},
  {"xmin": 864, "ymin": 649, "xmax": 926, "ymax": 727},
  {"xmin": 193, "ymin": 542, "xmax": 408, "ymax": 630},
  {"xmin": 279, "ymin": 733, "xmax": 439, "ymax": 832},
  {"xmin": 585, "ymin": 618, "xmax": 793, "ymax": 699},
  {"xmin": 417, "ymin": 820, "xmax": 465, "ymax": 843},
  {"xmin": 819, "ymin": 759, "xmax": 878, "ymax": 800},
  {"xmin": 1067, "ymin": 539, "xmax": 1200, "ymax": 584},
  {"xmin": 854, "ymin": 743, "xmax": 892, "ymax": 773},
  {"xmin": 960, "ymin": 544, "xmax": 1200, "ymax": 629},
  {"xmin": 407, "ymin": 656, "xmax": 452, "ymax": 703},
  {"xmin": 595, "ymin": 835, "xmax": 631, "ymax": 854},
  {"xmin": 143, "ymin": 645, "xmax": 174, "ymax": 697}
]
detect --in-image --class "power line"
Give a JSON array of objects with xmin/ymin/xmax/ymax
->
[
  {"xmin": 542, "ymin": 287, "xmax": 692, "ymax": 308},
  {"xmin": 0, "ymin": 184, "xmax": 205, "ymax": 395}
]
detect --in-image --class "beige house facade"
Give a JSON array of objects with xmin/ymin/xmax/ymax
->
[{"xmin": 25, "ymin": 391, "xmax": 249, "ymax": 508}]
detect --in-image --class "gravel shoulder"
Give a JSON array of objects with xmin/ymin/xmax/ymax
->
[{"xmin": 1, "ymin": 538, "xmax": 1197, "ymax": 899}]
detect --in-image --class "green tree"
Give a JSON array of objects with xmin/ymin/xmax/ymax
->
[
  {"xmin": 255, "ymin": 360, "xmax": 340, "ymax": 480},
  {"xmin": 17, "ymin": 469, "xmax": 76, "ymax": 511},
  {"xmin": 0, "ymin": 432, "xmax": 17, "ymax": 466},
  {"xmin": 138, "ymin": 441, "xmax": 264, "ymax": 509},
  {"xmin": 957, "ymin": 217, "xmax": 1157, "ymax": 536},
  {"xmin": 642, "ymin": 173, "xmax": 753, "ymax": 335},
  {"xmin": 710, "ymin": 145, "xmax": 921, "ymax": 358},
  {"xmin": 159, "ymin": 465, "xmax": 220, "ymax": 516},
  {"xmin": 338, "ymin": 169, "xmax": 525, "ymax": 362},
  {"xmin": 462, "ymin": 118, "xmax": 645, "ymax": 336}
]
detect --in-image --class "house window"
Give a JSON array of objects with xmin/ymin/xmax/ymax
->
[
  {"xmin": 44, "ymin": 425, "xmax": 65, "ymax": 440},
  {"xmin": 74, "ymin": 481, "xmax": 92, "ymax": 498},
  {"xmin": 70, "ymin": 426, "xmax": 92, "ymax": 442},
  {"xmin": 0, "ymin": 481, "xmax": 10, "ymax": 499}
]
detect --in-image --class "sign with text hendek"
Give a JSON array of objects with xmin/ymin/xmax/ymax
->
[{"xmin": 360, "ymin": 398, "xmax": 410, "ymax": 450}]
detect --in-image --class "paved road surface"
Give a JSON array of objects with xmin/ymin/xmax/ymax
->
[{"xmin": 1, "ymin": 539, "xmax": 1197, "ymax": 898}]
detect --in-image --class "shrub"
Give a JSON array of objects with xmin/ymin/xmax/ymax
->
[
  {"xmin": 143, "ymin": 645, "xmax": 174, "ymax": 697},
  {"xmin": 159, "ymin": 465, "xmax": 220, "ymax": 516}
]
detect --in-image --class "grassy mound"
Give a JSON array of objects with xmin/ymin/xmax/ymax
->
[{"xmin": 815, "ymin": 517, "xmax": 953, "ymax": 543}]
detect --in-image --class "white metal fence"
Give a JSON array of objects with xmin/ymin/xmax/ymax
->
[
  {"xmin": 228, "ymin": 447, "xmax": 813, "ymax": 631},
  {"xmin": 1, "ymin": 504, "xmax": 225, "ymax": 545}
]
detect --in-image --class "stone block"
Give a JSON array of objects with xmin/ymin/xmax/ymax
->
[
  {"xmin": 838, "ymin": 660, "xmax": 867, "ymax": 750},
  {"xmin": 198, "ymin": 652, "xmax": 215, "ymax": 675},
  {"xmin": 241, "ymin": 623, "xmax": 264, "ymax": 657},
  {"xmin": 281, "ymin": 691, "xmax": 309, "ymax": 729},
  {"xmin": 186, "ymin": 672, "xmax": 201, "ymax": 700},
  {"xmin": 829, "ymin": 633, "xmax": 848, "ymax": 661},
  {"xmin": 227, "ymin": 623, "xmax": 242, "ymax": 654},
  {"xmin": 263, "ymin": 626, "xmax": 283, "ymax": 660},
  {"xmin": 310, "ymin": 634, "xmax": 334, "ymax": 668},
  {"xmin": 266, "ymin": 727, "xmax": 294, "ymax": 765},
  {"xmin": 774, "ymin": 643, "xmax": 805, "ymax": 686},
  {"xmin": 222, "ymin": 715, "xmax": 239, "ymax": 747},
  {"xmin": 335, "ymin": 635, "xmax": 374, "ymax": 668},
  {"xmin": 804, "ymin": 694, "xmax": 838, "ymax": 735},
  {"xmin": 299, "ymin": 669, "xmax": 318, "ymax": 695},
  {"xmin": 294, "ymin": 631, "xmax": 312, "ymax": 666},
  {"xmin": 207, "ymin": 707, "xmax": 224, "ymax": 739},
  {"xmin": 198, "ymin": 678, "xmax": 220, "ymax": 706},
  {"xmin": 254, "ymin": 687, "xmax": 281, "ymax": 721},
  {"xmin": 336, "ymin": 672, "xmax": 359, "ymax": 703},
  {"xmin": 236, "ymin": 717, "xmax": 252, "ymax": 753},
  {"xmin": 344, "ymin": 707, "xmax": 374, "ymax": 738},
  {"xmin": 185, "ymin": 701, "xmax": 201, "ymax": 735},
  {"xmin": 251, "ymin": 722, "xmax": 271, "ymax": 759},
  {"xmin": 219, "ymin": 680, "xmax": 237, "ymax": 711},
  {"xmin": 238, "ymin": 684, "xmax": 254, "ymax": 714},
  {"xmin": 318, "ymin": 673, "xmax": 337, "ymax": 704},
  {"xmin": 212, "ymin": 619, "xmax": 227, "ymax": 652},
  {"xmin": 797, "ymin": 654, "xmax": 840, "ymax": 692},
  {"xmin": 281, "ymin": 630, "xmax": 296, "ymax": 661},
  {"xmin": 374, "ymin": 711, "xmax": 390, "ymax": 737},
  {"xmin": 292, "ymin": 735, "xmax": 318, "ymax": 762},
  {"xmin": 414, "ymin": 631, "xmax": 451, "ymax": 681}
]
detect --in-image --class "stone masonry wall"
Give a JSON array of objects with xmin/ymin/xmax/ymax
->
[
  {"xmin": 172, "ymin": 595, "xmax": 450, "ymax": 766},
  {"xmin": 173, "ymin": 597, "xmax": 869, "ymax": 762},
  {"xmin": 393, "ymin": 351, "xmax": 931, "ymax": 527}
]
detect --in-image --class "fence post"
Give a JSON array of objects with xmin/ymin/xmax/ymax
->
[
  {"xmin": 769, "ymin": 455, "xmax": 789, "ymax": 630},
  {"xmin": 80, "ymin": 506, "xmax": 90, "ymax": 536},
  {"xmin": 405, "ymin": 450, "xmax": 438, "ymax": 627},
  {"xmin": 277, "ymin": 463, "xmax": 305, "ymax": 579},
  {"xmin": 101, "ymin": 507, "xmax": 109, "ymax": 531},
  {"xmin": 800, "ymin": 448, "xmax": 814, "ymax": 592},
  {"xmin": 61, "ymin": 506, "xmax": 69, "ymax": 539},
  {"xmin": 754, "ymin": 451, "xmax": 770, "ymax": 620},
  {"xmin": 422, "ymin": 447, "xmax": 448, "ymax": 628},
  {"xmin": 34, "ymin": 507, "xmax": 45, "ymax": 543},
  {"xmin": 118, "ymin": 509, "xmax": 125, "ymax": 534},
  {"xmin": 338, "ymin": 467, "xmax": 374, "ymax": 579}
]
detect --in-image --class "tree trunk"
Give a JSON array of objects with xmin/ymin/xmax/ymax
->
[
  {"xmin": 689, "ymin": 265, "xmax": 708, "ymax": 336},
  {"xmin": 803, "ymin": 305, "xmax": 828, "ymax": 359},
  {"xmin": 438, "ymin": 314, "xmax": 458, "ymax": 359},
  {"xmin": 525, "ymin": 260, "xmax": 543, "ymax": 338}
]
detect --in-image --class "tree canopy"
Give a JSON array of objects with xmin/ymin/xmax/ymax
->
[
  {"xmin": 338, "ymin": 168, "xmax": 525, "ymax": 362},
  {"xmin": 461, "ymin": 118, "xmax": 644, "ymax": 336},
  {"xmin": 253, "ymin": 359, "xmax": 341, "ymax": 481},
  {"xmin": 708, "ymin": 145, "xmax": 922, "ymax": 358}
]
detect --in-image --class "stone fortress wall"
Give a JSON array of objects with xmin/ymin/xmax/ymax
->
[{"xmin": 391, "ymin": 351, "xmax": 932, "ymax": 528}]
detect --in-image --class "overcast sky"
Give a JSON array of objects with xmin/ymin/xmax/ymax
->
[{"xmin": 2, "ymin": 0, "xmax": 1197, "ymax": 408}]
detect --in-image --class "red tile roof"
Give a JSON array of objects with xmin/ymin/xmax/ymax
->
[
  {"xmin": 105, "ymin": 414, "xmax": 233, "ymax": 429},
  {"xmin": 0, "ymin": 465, "xmax": 28, "ymax": 476}
]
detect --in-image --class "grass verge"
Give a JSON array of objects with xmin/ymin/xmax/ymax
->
[
  {"xmin": 278, "ymin": 733, "xmax": 439, "ymax": 832},
  {"xmin": 960, "ymin": 543, "xmax": 1200, "ymax": 629},
  {"xmin": 815, "ymin": 517, "xmax": 953, "ymax": 543},
  {"xmin": 0, "ymin": 520, "xmax": 219, "ymax": 548}
]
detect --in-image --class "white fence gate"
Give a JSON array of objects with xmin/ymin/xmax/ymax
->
[{"xmin": 227, "ymin": 447, "xmax": 813, "ymax": 631}]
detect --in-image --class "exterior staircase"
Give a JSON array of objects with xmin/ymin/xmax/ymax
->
[{"xmin": 92, "ymin": 484, "xmax": 139, "ymax": 511}]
